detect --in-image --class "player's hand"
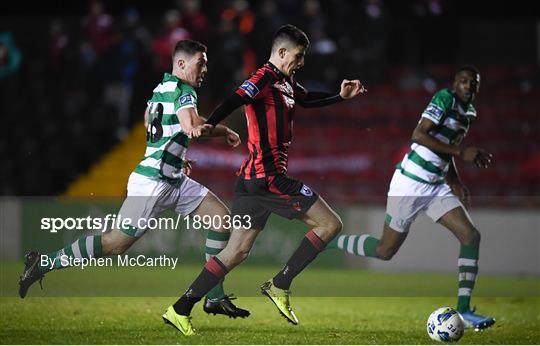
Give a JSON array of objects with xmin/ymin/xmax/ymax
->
[
  {"xmin": 459, "ymin": 147, "xmax": 493, "ymax": 168},
  {"xmin": 188, "ymin": 124, "xmax": 214, "ymax": 138},
  {"xmin": 450, "ymin": 181, "xmax": 470, "ymax": 209},
  {"xmin": 182, "ymin": 159, "xmax": 196, "ymax": 176},
  {"xmin": 339, "ymin": 79, "xmax": 367, "ymax": 99},
  {"xmin": 225, "ymin": 129, "xmax": 241, "ymax": 147}
]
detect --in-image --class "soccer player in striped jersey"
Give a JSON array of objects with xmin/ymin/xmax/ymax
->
[
  {"xmin": 163, "ymin": 24, "xmax": 367, "ymax": 334},
  {"xmin": 18, "ymin": 40, "xmax": 250, "ymax": 321},
  {"xmin": 327, "ymin": 66, "xmax": 495, "ymax": 330}
]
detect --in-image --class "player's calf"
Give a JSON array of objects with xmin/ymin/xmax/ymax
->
[
  {"xmin": 101, "ymin": 229, "xmax": 138, "ymax": 256},
  {"xmin": 374, "ymin": 223, "xmax": 408, "ymax": 261},
  {"xmin": 216, "ymin": 228, "xmax": 260, "ymax": 269},
  {"xmin": 376, "ymin": 243, "xmax": 399, "ymax": 261}
]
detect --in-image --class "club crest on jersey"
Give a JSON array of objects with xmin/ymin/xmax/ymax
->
[
  {"xmin": 273, "ymin": 80, "xmax": 294, "ymax": 95},
  {"xmin": 179, "ymin": 94, "xmax": 194, "ymax": 106},
  {"xmin": 240, "ymin": 81, "xmax": 259, "ymax": 98},
  {"xmin": 425, "ymin": 103, "xmax": 444, "ymax": 121},
  {"xmin": 300, "ymin": 184, "xmax": 313, "ymax": 197},
  {"xmin": 273, "ymin": 81, "xmax": 295, "ymax": 109}
]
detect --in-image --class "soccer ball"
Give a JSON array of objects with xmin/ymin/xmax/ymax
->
[{"xmin": 426, "ymin": 307, "xmax": 465, "ymax": 342}]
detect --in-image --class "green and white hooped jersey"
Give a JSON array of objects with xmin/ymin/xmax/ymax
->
[
  {"xmin": 398, "ymin": 88, "xmax": 477, "ymax": 184},
  {"xmin": 134, "ymin": 73, "xmax": 197, "ymax": 182}
]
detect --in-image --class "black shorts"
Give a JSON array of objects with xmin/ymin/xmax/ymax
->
[{"xmin": 231, "ymin": 174, "xmax": 319, "ymax": 230}]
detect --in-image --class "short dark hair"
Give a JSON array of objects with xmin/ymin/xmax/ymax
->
[
  {"xmin": 173, "ymin": 40, "xmax": 207, "ymax": 59},
  {"xmin": 271, "ymin": 24, "xmax": 310, "ymax": 52},
  {"xmin": 456, "ymin": 65, "xmax": 480, "ymax": 78}
]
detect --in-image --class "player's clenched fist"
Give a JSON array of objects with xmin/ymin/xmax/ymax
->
[
  {"xmin": 225, "ymin": 129, "xmax": 241, "ymax": 147},
  {"xmin": 181, "ymin": 159, "xmax": 196, "ymax": 176},
  {"xmin": 340, "ymin": 79, "xmax": 367, "ymax": 99},
  {"xmin": 459, "ymin": 147, "xmax": 493, "ymax": 168}
]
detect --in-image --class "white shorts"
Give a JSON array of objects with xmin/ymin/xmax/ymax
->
[
  {"xmin": 385, "ymin": 170, "xmax": 466, "ymax": 233},
  {"xmin": 117, "ymin": 172, "xmax": 209, "ymax": 237}
]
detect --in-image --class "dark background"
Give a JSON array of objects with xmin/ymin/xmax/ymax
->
[{"xmin": 1, "ymin": 0, "xmax": 539, "ymax": 205}]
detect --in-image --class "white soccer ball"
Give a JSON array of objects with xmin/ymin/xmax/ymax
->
[{"xmin": 426, "ymin": 307, "xmax": 465, "ymax": 342}]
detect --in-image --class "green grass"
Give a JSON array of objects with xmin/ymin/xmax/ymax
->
[
  {"xmin": 1, "ymin": 262, "xmax": 538, "ymax": 297},
  {"xmin": 1, "ymin": 263, "xmax": 539, "ymax": 344}
]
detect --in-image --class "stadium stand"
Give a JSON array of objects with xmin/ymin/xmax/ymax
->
[{"xmin": 1, "ymin": 1, "xmax": 538, "ymax": 207}]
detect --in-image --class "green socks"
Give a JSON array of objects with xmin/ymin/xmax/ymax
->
[
  {"xmin": 327, "ymin": 234, "xmax": 379, "ymax": 258},
  {"xmin": 205, "ymin": 230, "xmax": 230, "ymax": 300},
  {"xmin": 38, "ymin": 235, "xmax": 103, "ymax": 274},
  {"xmin": 457, "ymin": 243, "xmax": 479, "ymax": 313}
]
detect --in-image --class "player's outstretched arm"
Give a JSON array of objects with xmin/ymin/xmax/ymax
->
[
  {"xmin": 179, "ymin": 107, "xmax": 241, "ymax": 147},
  {"xmin": 177, "ymin": 107, "xmax": 210, "ymax": 137},
  {"xmin": 205, "ymin": 93, "xmax": 247, "ymax": 127},
  {"xmin": 296, "ymin": 80, "xmax": 367, "ymax": 109},
  {"xmin": 296, "ymin": 91, "xmax": 343, "ymax": 108},
  {"xmin": 411, "ymin": 118, "xmax": 493, "ymax": 168},
  {"xmin": 195, "ymin": 121, "xmax": 241, "ymax": 147}
]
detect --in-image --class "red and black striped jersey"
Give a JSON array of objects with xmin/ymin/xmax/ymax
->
[{"xmin": 235, "ymin": 62, "xmax": 308, "ymax": 179}]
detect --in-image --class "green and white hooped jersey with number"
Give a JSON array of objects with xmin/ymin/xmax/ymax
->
[
  {"xmin": 134, "ymin": 73, "xmax": 197, "ymax": 182},
  {"xmin": 397, "ymin": 88, "xmax": 477, "ymax": 184}
]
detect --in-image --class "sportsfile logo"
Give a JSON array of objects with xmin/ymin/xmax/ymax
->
[
  {"xmin": 40, "ymin": 214, "xmax": 253, "ymax": 233},
  {"xmin": 240, "ymin": 80, "xmax": 259, "ymax": 98}
]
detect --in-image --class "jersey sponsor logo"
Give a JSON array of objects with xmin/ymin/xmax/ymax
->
[
  {"xmin": 240, "ymin": 80, "xmax": 260, "ymax": 98},
  {"xmin": 300, "ymin": 184, "xmax": 313, "ymax": 197},
  {"xmin": 425, "ymin": 103, "xmax": 444, "ymax": 121},
  {"xmin": 179, "ymin": 94, "xmax": 194, "ymax": 106}
]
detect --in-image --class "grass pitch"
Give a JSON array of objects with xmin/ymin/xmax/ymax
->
[{"xmin": 1, "ymin": 263, "xmax": 539, "ymax": 344}]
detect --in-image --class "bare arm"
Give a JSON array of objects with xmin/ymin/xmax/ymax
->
[
  {"xmin": 446, "ymin": 158, "xmax": 461, "ymax": 184},
  {"xmin": 447, "ymin": 158, "xmax": 470, "ymax": 208},
  {"xmin": 411, "ymin": 118, "xmax": 492, "ymax": 168},
  {"xmin": 412, "ymin": 118, "xmax": 461, "ymax": 156},
  {"xmin": 177, "ymin": 107, "xmax": 218, "ymax": 135},
  {"xmin": 177, "ymin": 108, "xmax": 240, "ymax": 147},
  {"xmin": 413, "ymin": 117, "xmax": 492, "ymax": 207}
]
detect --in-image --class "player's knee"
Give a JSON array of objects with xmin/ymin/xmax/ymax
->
[
  {"xmin": 213, "ymin": 222, "xmax": 230, "ymax": 233},
  {"xmin": 462, "ymin": 227, "xmax": 481, "ymax": 246},
  {"xmin": 327, "ymin": 215, "xmax": 343, "ymax": 236}
]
